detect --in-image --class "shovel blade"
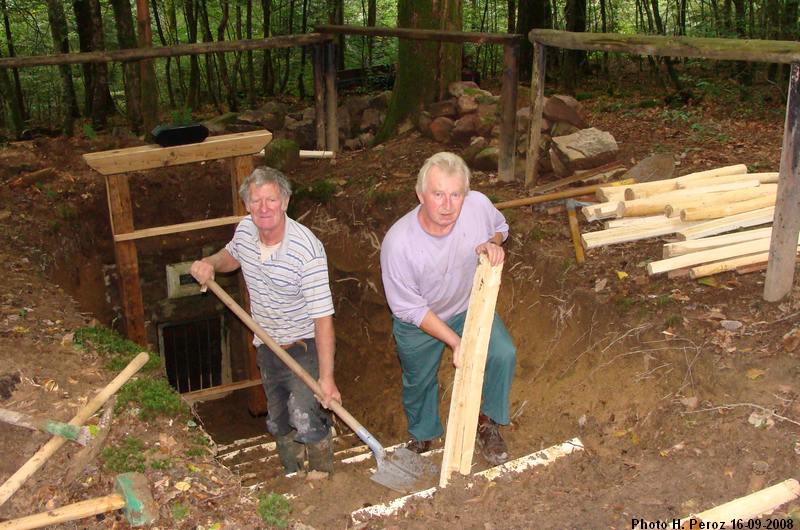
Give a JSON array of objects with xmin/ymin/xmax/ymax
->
[{"xmin": 369, "ymin": 447, "xmax": 438, "ymax": 493}]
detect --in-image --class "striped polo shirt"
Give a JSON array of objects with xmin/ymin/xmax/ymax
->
[{"xmin": 225, "ymin": 214, "xmax": 334, "ymax": 345}]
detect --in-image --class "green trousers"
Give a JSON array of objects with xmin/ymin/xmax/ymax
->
[{"xmin": 392, "ymin": 311, "xmax": 516, "ymax": 442}]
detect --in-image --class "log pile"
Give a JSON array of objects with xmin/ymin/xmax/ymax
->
[{"xmin": 579, "ymin": 164, "xmax": 783, "ymax": 279}]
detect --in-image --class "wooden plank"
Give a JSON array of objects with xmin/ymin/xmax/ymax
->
[
  {"xmin": 689, "ymin": 252, "xmax": 772, "ymax": 279},
  {"xmin": 229, "ymin": 156, "xmax": 268, "ymax": 416},
  {"xmin": 494, "ymin": 178, "xmax": 633, "ymax": 210},
  {"xmin": 316, "ymin": 24, "xmax": 523, "ymax": 45},
  {"xmin": 498, "ymin": 43, "xmax": 519, "ymax": 182},
  {"xmin": 105, "ymin": 175, "xmax": 147, "ymax": 346},
  {"xmin": 678, "ymin": 479, "xmax": 800, "ymax": 527},
  {"xmin": 181, "ymin": 379, "xmax": 263, "ymax": 404},
  {"xmin": 313, "ymin": 44, "xmax": 326, "ymax": 150},
  {"xmin": 581, "ymin": 200, "xmax": 621, "ymax": 222},
  {"xmin": 647, "ymin": 236, "xmax": 783, "ymax": 275},
  {"xmin": 766, "ymin": 63, "xmax": 800, "ymax": 301},
  {"xmin": 582, "ymin": 220, "xmax": 701, "ymax": 249},
  {"xmin": 113, "ymin": 215, "xmax": 246, "ymax": 242},
  {"xmin": 620, "ymin": 180, "xmax": 764, "ymax": 218},
  {"xmin": 623, "ymin": 164, "xmax": 748, "ymax": 199},
  {"xmin": 677, "ymin": 172, "xmax": 779, "ymax": 189},
  {"xmin": 440, "ymin": 256, "xmax": 503, "ymax": 487},
  {"xmin": 324, "ymin": 41, "xmax": 339, "ymax": 153},
  {"xmin": 681, "ymin": 192, "xmax": 776, "ymax": 221},
  {"xmin": 663, "ymin": 227, "xmax": 773, "ymax": 258},
  {"xmin": 524, "ymin": 42, "xmax": 546, "ymax": 188},
  {"xmin": 663, "ymin": 183, "xmax": 776, "ymax": 218},
  {"xmin": 676, "ymin": 207, "xmax": 775, "ymax": 240},
  {"xmin": 82, "ymin": 131, "xmax": 272, "ymax": 175},
  {"xmin": 567, "ymin": 206, "xmax": 585, "ymax": 264},
  {"xmin": 531, "ymin": 161, "xmax": 625, "ymax": 195},
  {"xmin": 529, "ymin": 29, "xmax": 800, "ymax": 65}
]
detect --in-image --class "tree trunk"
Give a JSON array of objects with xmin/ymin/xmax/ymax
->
[
  {"xmin": 508, "ymin": 0, "xmax": 516, "ymax": 33},
  {"xmin": 184, "ymin": 0, "xmax": 201, "ymax": 109},
  {"xmin": 261, "ymin": 0, "xmax": 275, "ymax": 95},
  {"xmin": 88, "ymin": 0, "xmax": 114, "ymax": 129},
  {"xmin": 72, "ymin": 0, "xmax": 94, "ymax": 116},
  {"xmin": 517, "ymin": 0, "xmax": 549, "ymax": 83},
  {"xmin": 110, "ymin": 0, "xmax": 144, "ymax": 132},
  {"xmin": 562, "ymin": 0, "xmax": 586, "ymax": 94},
  {"xmin": 367, "ymin": 0, "xmax": 376, "ymax": 65},
  {"xmin": 1, "ymin": 0, "xmax": 26, "ymax": 122},
  {"xmin": 246, "ymin": 0, "xmax": 256, "ymax": 106},
  {"xmin": 136, "ymin": 0, "xmax": 160, "ymax": 135},
  {"xmin": 166, "ymin": 0, "xmax": 185, "ymax": 105},
  {"xmin": 152, "ymin": 0, "xmax": 175, "ymax": 107},
  {"xmin": 280, "ymin": 0, "xmax": 295, "ymax": 93},
  {"xmin": 376, "ymin": 0, "xmax": 462, "ymax": 143},
  {"xmin": 298, "ymin": 0, "xmax": 309, "ymax": 98},
  {"xmin": 650, "ymin": 0, "xmax": 683, "ymax": 92},
  {"xmin": 216, "ymin": 0, "xmax": 238, "ymax": 111},
  {"xmin": 732, "ymin": 0, "xmax": 751, "ymax": 85},
  {"xmin": 45, "ymin": 0, "xmax": 78, "ymax": 135},
  {"xmin": 329, "ymin": 0, "xmax": 345, "ymax": 69},
  {"xmin": 199, "ymin": 0, "xmax": 221, "ymax": 109},
  {"xmin": 0, "ymin": 49, "xmax": 23, "ymax": 137}
]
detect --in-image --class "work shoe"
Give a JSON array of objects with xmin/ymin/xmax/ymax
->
[
  {"xmin": 306, "ymin": 433, "xmax": 334, "ymax": 474},
  {"xmin": 405, "ymin": 438, "xmax": 432, "ymax": 454},
  {"xmin": 477, "ymin": 413, "xmax": 508, "ymax": 466},
  {"xmin": 275, "ymin": 433, "xmax": 306, "ymax": 474}
]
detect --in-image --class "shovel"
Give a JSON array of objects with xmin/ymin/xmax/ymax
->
[{"xmin": 203, "ymin": 279, "xmax": 437, "ymax": 493}]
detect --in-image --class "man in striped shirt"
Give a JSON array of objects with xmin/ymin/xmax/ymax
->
[{"xmin": 190, "ymin": 167, "xmax": 340, "ymax": 474}]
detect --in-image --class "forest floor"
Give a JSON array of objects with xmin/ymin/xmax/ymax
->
[{"xmin": 2, "ymin": 66, "xmax": 800, "ymax": 529}]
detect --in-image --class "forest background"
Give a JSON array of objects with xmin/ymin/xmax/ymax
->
[{"xmin": 0, "ymin": 0, "xmax": 797, "ymax": 140}]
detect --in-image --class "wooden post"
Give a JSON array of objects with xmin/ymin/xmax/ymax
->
[
  {"xmin": 105, "ymin": 175, "xmax": 147, "ymax": 346},
  {"xmin": 440, "ymin": 256, "xmax": 504, "ymax": 488},
  {"xmin": 524, "ymin": 42, "xmax": 546, "ymax": 188},
  {"xmin": 765, "ymin": 63, "xmax": 800, "ymax": 301},
  {"xmin": 324, "ymin": 41, "xmax": 339, "ymax": 153},
  {"xmin": 498, "ymin": 43, "xmax": 519, "ymax": 182},
  {"xmin": 313, "ymin": 44, "xmax": 326, "ymax": 150},
  {"xmin": 229, "ymin": 156, "xmax": 268, "ymax": 416}
]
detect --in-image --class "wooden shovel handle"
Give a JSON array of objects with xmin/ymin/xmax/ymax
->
[
  {"xmin": 0, "ymin": 493, "xmax": 125, "ymax": 530},
  {"xmin": 204, "ymin": 280, "xmax": 370, "ymax": 443}
]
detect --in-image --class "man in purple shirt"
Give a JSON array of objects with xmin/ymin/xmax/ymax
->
[{"xmin": 380, "ymin": 152, "xmax": 516, "ymax": 465}]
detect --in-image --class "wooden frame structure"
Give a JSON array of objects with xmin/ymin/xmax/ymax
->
[
  {"xmin": 316, "ymin": 25, "xmax": 522, "ymax": 182},
  {"xmin": 439, "ymin": 256, "xmax": 503, "ymax": 487},
  {"xmin": 525, "ymin": 29, "xmax": 800, "ymax": 301},
  {"xmin": 83, "ymin": 130, "xmax": 272, "ymax": 412}
]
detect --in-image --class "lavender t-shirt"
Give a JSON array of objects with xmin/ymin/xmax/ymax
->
[{"xmin": 380, "ymin": 190, "xmax": 509, "ymax": 327}]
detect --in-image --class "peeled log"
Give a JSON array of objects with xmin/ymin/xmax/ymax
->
[
  {"xmin": 676, "ymin": 207, "xmax": 775, "ymax": 240},
  {"xmin": 677, "ymin": 172, "xmax": 779, "ymax": 189},
  {"xmin": 620, "ymin": 180, "xmax": 763, "ymax": 218},
  {"xmin": 688, "ymin": 251, "xmax": 772, "ymax": 278},
  {"xmin": 663, "ymin": 184, "xmax": 776, "ymax": 217},
  {"xmin": 663, "ymin": 227, "xmax": 773, "ymax": 258},
  {"xmin": 679, "ymin": 479, "xmax": 800, "ymax": 527},
  {"xmin": 623, "ymin": 164, "xmax": 748, "ymax": 199},
  {"xmin": 647, "ymin": 237, "xmax": 779, "ymax": 275},
  {"xmin": 681, "ymin": 193, "xmax": 777, "ymax": 221}
]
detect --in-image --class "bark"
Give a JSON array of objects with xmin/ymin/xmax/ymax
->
[
  {"xmin": 166, "ymin": 0, "xmax": 185, "ymax": 105},
  {"xmin": 246, "ymin": 0, "xmax": 255, "ymax": 106},
  {"xmin": 136, "ymin": 0, "xmax": 160, "ymax": 135},
  {"xmin": 110, "ymin": 0, "xmax": 143, "ymax": 132},
  {"xmin": 562, "ymin": 0, "xmax": 586, "ymax": 94},
  {"xmin": 279, "ymin": 0, "xmax": 295, "ymax": 93},
  {"xmin": 367, "ymin": 0, "xmax": 376, "ymax": 65},
  {"xmin": 199, "ymin": 0, "xmax": 220, "ymax": 108},
  {"xmin": 87, "ymin": 0, "xmax": 114, "ymax": 129},
  {"xmin": 298, "ymin": 0, "xmax": 309, "ymax": 98},
  {"xmin": 0, "ymin": 48, "xmax": 23, "ymax": 137},
  {"xmin": 152, "ymin": 0, "xmax": 175, "ymax": 107},
  {"xmin": 184, "ymin": 0, "xmax": 201, "ymax": 109},
  {"xmin": 375, "ymin": 0, "xmax": 462, "ymax": 143},
  {"xmin": 261, "ymin": 0, "xmax": 275, "ymax": 95},
  {"xmin": 508, "ymin": 0, "xmax": 516, "ymax": 33},
  {"xmin": 45, "ymin": 0, "xmax": 78, "ymax": 134},
  {"xmin": 73, "ymin": 0, "xmax": 94, "ymax": 114},
  {"xmin": 517, "ymin": 0, "xmax": 549, "ymax": 81},
  {"xmin": 1, "ymin": 0, "xmax": 25, "ymax": 121},
  {"xmin": 216, "ymin": 0, "xmax": 237, "ymax": 111}
]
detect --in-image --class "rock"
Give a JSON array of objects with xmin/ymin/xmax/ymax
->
[
  {"xmin": 552, "ymin": 94, "xmax": 582, "ymax": 113},
  {"xmin": 516, "ymin": 107, "xmax": 530, "ymax": 133},
  {"xmin": 462, "ymin": 136, "xmax": 488, "ymax": 164},
  {"xmin": 397, "ymin": 118, "xmax": 415, "ymax": 135},
  {"xmin": 452, "ymin": 114, "xmax": 480, "ymax": 143},
  {"xmin": 517, "ymin": 85, "xmax": 531, "ymax": 108},
  {"xmin": 417, "ymin": 111, "xmax": 433, "ymax": 136},
  {"xmin": 473, "ymin": 147, "xmax": 499, "ymax": 171},
  {"xmin": 428, "ymin": 99, "xmax": 458, "ymax": 118},
  {"xmin": 344, "ymin": 138, "xmax": 362, "ymax": 150},
  {"xmin": 258, "ymin": 100, "xmax": 288, "ymax": 130},
  {"xmin": 457, "ymin": 94, "xmax": 479, "ymax": 115},
  {"xmin": 541, "ymin": 117, "xmax": 551, "ymax": 132},
  {"xmin": 550, "ymin": 121, "xmax": 581, "ymax": 137},
  {"xmin": 237, "ymin": 109, "xmax": 263, "ymax": 124},
  {"xmin": 478, "ymin": 103, "xmax": 498, "ymax": 120},
  {"xmin": 359, "ymin": 108, "xmax": 383, "ymax": 131},
  {"xmin": 549, "ymin": 147, "xmax": 570, "ymax": 176},
  {"xmin": 0, "ymin": 372, "xmax": 21, "ymax": 400},
  {"xmin": 202, "ymin": 112, "xmax": 238, "ymax": 133},
  {"xmin": 301, "ymin": 107, "xmax": 315, "ymax": 121},
  {"xmin": 262, "ymin": 138, "xmax": 300, "ymax": 171},
  {"xmin": 627, "ymin": 153, "xmax": 677, "ymax": 182},
  {"xmin": 370, "ymin": 90, "xmax": 392, "ymax": 109},
  {"xmin": 282, "ymin": 119, "xmax": 315, "ymax": 149},
  {"xmin": 430, "ymin": 117, "xmax": 455, "ymax": 143},
  {"xmin": 358, "ymin": 131, "xmax": 375, "ymax": 147},
  {"xmin": 543, "ymin": 96, "xmax": 587, "ymax": 129},
  {"xmin": 448, "ymin": 80, "xmax": 480, "ymax": 98},
  {"xmin": 551, "ymin": 127, "xmax": 619, "ymax": 172},
  {"xmin": 345, "ymin": 95, "xmax": 371, "ymax": 122},
  {"xmin": 721, "ymin": 320, "xmax": 743, "ymax": 331},
  {"xmin": 337, "ymin": 105, "xmax": 352, "ymax": 136}
]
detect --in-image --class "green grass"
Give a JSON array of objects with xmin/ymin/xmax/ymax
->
[
  {"xmin": 665, "ymin": 315, "xmax": 683, "ymax": 328},
  {"xmin": 150, "ymin": 458, "xmax": 173, "ymax": 470},
  {"xmin": 171, "ymin": 501, "xmax": 189, "ymax": 521},
  {"xmin": 73, "ymin": 326, "xmax": 161, "ymax": 372},
  {"xmin": 102, "ymin": 436, "xmax": 146, "ymax": 473},
  {"xmin": 116, "ymin": 377, "xmax": 185, "ymax": 420},
  {"xmin": 257, "ymin": 492, "xmax": 291, "ymax": 528}
]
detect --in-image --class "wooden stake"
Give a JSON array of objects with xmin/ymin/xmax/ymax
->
[
  {"xmin": 663, "ymin": 227, "xmax": 773, "ymax": 258},
  {"xmin": 623, "ymin": 164, "xmax": 748, "ymax": 199},
  {"xmin": 498, "ymin": 43, "xmax": 519, "ymax": 182},
  {"xmin": 312, "ymin": 44, "xmax": 326, "ymax": 150},
  {"xmin": 440, "ymin": 256, "xmax": 503, "ymax": 487},
  {"xmin": 494, "ymin": 178, "xmax": 634, "ymax": 210},
  {"xmin": 689, "ymin": 251, "xmax": 774, "ymax": 278},
  {"xmin": 680, "ymin": 193, "xmax": 776, "ymax": 221},
  {"xmin": 524, "ymin": 42, "xmax": 546, "ymax": 188},
  {"xmin": 647, "ymin": 236, "xmax": 783, "ymax": 275},
  {"xmin": 680, "ymin": 479, "xmax": 800, "ymax": 527},
  {"xmin": 620, "ymin": 181, "xmax": 764, "ymax": 218},
  {"xmin": 676, "ymin": 207, "xmax": 775, "ymax": 240},
  {"xmin": 677, "ymin": 172, "xmax": 779, "ymax": 189},
  {"xmin": 582, "ymin": 220, "xmax": 700, "ymax": 249}
]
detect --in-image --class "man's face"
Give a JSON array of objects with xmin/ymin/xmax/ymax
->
[
  {"xmin": 246, "ymin": 182, "xmax": 288, "ymax": 234},
  {"xmin": 417, "ymin": 165, "xmax": 466, "ymax": 235}
]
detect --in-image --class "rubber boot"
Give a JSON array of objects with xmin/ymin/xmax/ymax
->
[
  {"xmin": 275, "ymin": 433, "xmax": 305, "ymax": 474},
  {"xmin": 306, "ymin": 432, "xmax": 334, "ymax": 474}
]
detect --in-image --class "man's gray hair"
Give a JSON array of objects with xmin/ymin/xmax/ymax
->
[
  {"xmin": 239, "ymin": 166, "xmax": 292, "ymax": 204},
  {"xmin": 416, "ymin": 152, "xmax": 471, "ymax": 195}
]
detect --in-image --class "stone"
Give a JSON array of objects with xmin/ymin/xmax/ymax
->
[
  {"xmin": 302, "ymin": 107, "xmax": 316, "ymax": 121},
  {"xmin": 478, "ymin": 103, "xmax": 498, "ymax": 121},
  {"xmin": 262, "ymin": 138, "xmax": 300, "ymax": 171},
  {"xmin": 462, "ymin": 136, "xmax": 487, "ymax": 164},
  {"xmin": 551, "ymin": 127, "xmax": 619, "ymax": 172},
  {"xmin": 237, "ymin": 109, "xmax": 263, "ymax": 123},
  {"xmin": 457, "ymin": 94, "xmax": 479, "ymax": 115},
  {"xmin": 472, "ymin": 147, "xmax": 499, "ymax": 171},
  {"xmin": 430, "ymin": 117, "xmax": 455, "ymax": 143},
  {"xmin": 549, "ymin": 147, "xmax": 570, "ymax": 176},
  {"xmin": 345, "ymin": 95, "xmax": 371, "ymax": 122},
  {"xmin": 370, "ymin": 90, "xmax": 392, "ymax": 109},
  {"xmin": 452, "ymin": 114, "xmax": 480, "ymax": 143},
  {"xmin": 543, "ymin": 96, "xmax": 587, "ymax": 129},
  {"xmin": 397, "ymin": 118, "xmax": 415, "ymax": 135},
  {"xmin": 627, "ymin": 153, "xmax": 677, "ymax": 182},
  {"xmin": 283, "ymin": 119, "xmax": 316, "ymax": 149},
  {"xmin": 337, "ymin": 105, "xmax": 352, "ymax": 136},
  {"xmin": 344, "ymin": 138, "xmax": 362, "ymax": 150},
  {"xmin": 552, "ymin": 94, "xmax": 582, "ymax": 113},
  {"xmin": 516, "ymin": 107, "xmax": 531, "ymax": 133},
  {"xmin": 258, "ymin": 100, "xmax": 288, "ymax": 131},
  {"xmin": 476, "ymin": 111, "xmax": 497, "ymax": 136},
  {"xmin": 202, "ymin": 112, "xmax": 238, "ymax": 133},
  {"xmin": 358, "ymin": 131, "xmax": 375, "ymax": 147},
  {"xmin": 550, "ymin": 121, "xmax": 581, "ymax": 137},
  {"xmin": 428, "ymin": 99, "xmax": 458, "ymax": 118},
  {"xmin": 448, "ymin": 80, "xmax": 480, "ymax": 98},
  {"xmin": 417, "ymin": 111, "xmax": 433, "ymax": 136},
  {"xmin": 359, "ymin": 108, "xmax": 383, "ymax": 131}
]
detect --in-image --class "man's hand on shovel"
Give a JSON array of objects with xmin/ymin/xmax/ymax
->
[{"xmin": 317, "ymin": 376, "xmax": 342, "ymax": 410}]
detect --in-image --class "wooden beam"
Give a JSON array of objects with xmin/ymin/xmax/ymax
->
[
  {"xmin": 605, "ymin": 214, "xmax": 668, "ymax": 229},
  {"xmin": 498, "ymin": 43, "xmax": 519, "ymax": 182},
  {"xmin": 105, "ymin": 175, "xmax": 147, "ymax": 346},
  {"xmin": 582, "ymin": 200, "xmax": 622, "ymax": 222},
  {"xmin": 663, "ymin": 227, "xmax": 773, "ymax": 258},
  {"xmin": 113, "ymin": 215, "xmax": 246, "ymax": 242},
  {"xmin": 679, "ymin": 479, "xmax": 800, "ymax": 527},
  {"xmin": 315, "ymin": 24, "xmax": 523, "ymax": 45},
  {"xmin": 181, "ymin": 379, "xmax": 263, "ymax": 404},
  {"xmin": 524, "ymin": 42, "xmax": 546, "ymax": 188},
  {"xmin": 680, "ymin": 192, "xmax": 776, "ymax": 221},
  {"xmin": 0, "ymin": 34, "xmax": 332, "ymax": 69},
  {"xmin": 229, "ymin": 156, "xmax": 268, "ymax": 416},
  {"xmin": 676, "ymin": 206, "xmax": 775, "ymax": 240},
  {"xmin": 493, "ymin": 178, "xmax": 633, "ymax": 209},
  {"xmin": 623, "ymin": 164, "xmax": 748, "ymax": 199},
  {"xmin": 312, "ymin": 44, "xmax": 326, "ymax": 150},
  {"xmin": 677, "ymin": 172, "xmax": 779, "ymax": 189},
  {"xmin": 582, "ymin": 220, "xmax": 700, "ymax": 249},
  {"xmin": 83, "ymin": 131, "xmax": 272, "ymax": 175},
  {"xmin": 765, "ymin": 63, "xmax": 800, "ymax": 301},
  {"xmin": 532, "ymin": 161, "xmax": 625, "ymax": 196},
  {"xmin": 529, "ymin": 29, "xmax": 800, "ymax": 65},
  {"xmin": 620, "ymin": 180, "xmax": 764, "ymax": 218},
  {"xmin": 647, "ymin": 236, "xmax": 783, "ymax": 275},
  {"xmin": 324, "ymin": 41, "xmax": 339, "ymax": 153},
  {"xmin": 663, "ymin": 183, "xmax": 776, "ymax": 217},
  {"xmin": 689, "ymin": 251, "xmax": 773, "ymax": 279},
  {"xmin": 440, "ymin": 256, "xmax": 503, "ymax": 487}
]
